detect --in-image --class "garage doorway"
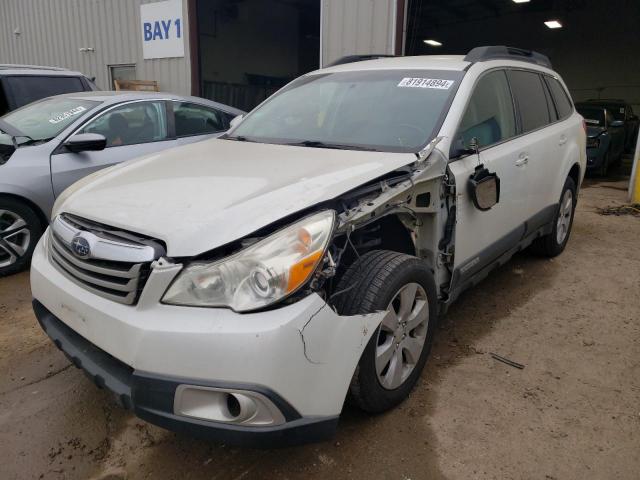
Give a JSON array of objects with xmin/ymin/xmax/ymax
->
[
  {"xmin": 405, "ymin": 0, "xmax": 640, "ymax": 116},
  {"xmin": 194, "ymin": 0, "xmax": 320, "ymax": 111},
  {"xmin": 404, "ymin": 0, "xmax": 640, "ymax": 175}
]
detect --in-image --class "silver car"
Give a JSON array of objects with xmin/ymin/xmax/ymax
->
[{"xmin": 0, "ymin": 91, "xmax": 244, "ymax": 276}]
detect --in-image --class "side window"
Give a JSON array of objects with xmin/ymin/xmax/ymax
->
[
  {"xmin": 545, "ymin": 77, "xmax": 573, "ymax": 119},
  {"xmin": 457, "ymin": 70, "xmax": 516, "ymax": 149},
  {"xmin": 80, "ymin": 101, "xmax": 168, "ymax": 147},
  {"xmin": 0, "ymin": 83, "xmax": 9, "ymax": 116},
  {"xmin": 173, "ymin": 102, "xmax": 227, "ymax": 137},
  {"xmin": 508, "ymin": 70, "xmax": 551, "ymax": 132}
]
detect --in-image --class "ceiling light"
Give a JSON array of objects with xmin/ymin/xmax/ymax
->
[
  {"xmin": 544, "ymin": 20, "xmax": 563, "ymax": 29},
  {"xmin": 423, "ymin": 39, "xmax": 442, "ymax": 47},
  {"xmin": 512, "ymin": 0, "xmax": 530, "ymax": 3}
]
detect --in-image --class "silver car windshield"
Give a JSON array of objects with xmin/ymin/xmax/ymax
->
[
  {"xmin": 0, "ymin": 97, "xmax": 100, "ymax": 143},
  {"xmin": 229, "ymin": 69, "xmax": 464, "ymax": 153}
]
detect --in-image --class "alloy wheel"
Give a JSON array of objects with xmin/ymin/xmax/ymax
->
[
  {"xmin": 0, "ymin": 210, "xmax": 31, "ymax": 268},
  {"xmin": 556, "ymin": 189, "xmax": 573, "ymax": 245},
  {"xmin": 375, "ymin": 282, "xmax": 430, "ymax": 390}
]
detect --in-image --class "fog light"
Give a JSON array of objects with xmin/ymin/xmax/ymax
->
[{"xmin": 174, "ymin": 385, "xmax": 286, "ymax": 426}]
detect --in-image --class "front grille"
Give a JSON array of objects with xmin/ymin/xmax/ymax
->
[{"xmin": 49, "ymin": 214, "xmax": 163, "ymax": 305}]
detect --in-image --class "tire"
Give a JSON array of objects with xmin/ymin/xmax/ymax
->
[
  {"xmin": 333, "ymin": 250, "xmax": 438, "ymax": 413},
  {"xmin": 530, "ymin": 176, "xmax": 577, "ymax": 258},
  {"xmin": 0, "ymin": 198, "xmax": 43, "ymax": 277}
]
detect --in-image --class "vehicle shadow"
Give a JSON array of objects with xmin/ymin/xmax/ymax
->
[{"xmin": 108, "ymin": 250, "xmax": 561, "ymax": 480}]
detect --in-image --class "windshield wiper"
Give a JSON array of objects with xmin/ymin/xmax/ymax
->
[
  {"xmin": 285, "ymin": 140, "xmax": 380, "ymax": 151},
  {"xmin": 222, "ymin": 134, "xmax": 254, "ymax": 142},
  {"xmin": 0, "ymin": 119, "xmax": 34, "ymax": 148}
]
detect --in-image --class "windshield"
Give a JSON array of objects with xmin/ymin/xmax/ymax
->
[
  {"xmin": 0, "ymin": 97, "xmax": 99, "ymax": 144},
  {"xmin": 230, "ymin": 69, "xmax": 464, "ymax": 152},
  {"xmin": 577, "ymin": 107, "xmax": 605, "ymax": 127}
]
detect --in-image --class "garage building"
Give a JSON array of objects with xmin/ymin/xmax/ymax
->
[{"xmin": 0, "ymin": 0, "xmax": 638, "ymax": 118}]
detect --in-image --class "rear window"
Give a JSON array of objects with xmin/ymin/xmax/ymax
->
[
  {"xmin": 545, "ymin": 77, "xmax": 573, "ymax": 119},
  {"xmin": 2, "ymin": 75, "xmax": 88, "ymax": 110},
  {"xmin": 577, "ymin": 107, "xmax": 605, "ymax": 126},
  {"xmin": 507, "ymin": 70, "xmax": 551, "ymax": 133}
]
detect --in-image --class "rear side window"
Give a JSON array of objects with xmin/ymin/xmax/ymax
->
[
  {"xmin": 457, "ymin": 70, "xmax": 517, "ymax": 149},
  {"xmin": 0, "ymin": 85, "xmax": 8, "ymax": 116},
  {"xmin": 545, "ymin": 77, "xmax": 573, "ymax": 119},
  {"xmin": 2, "ymin": 76, "xmax": 88, "ymax": 110},
  {"xmin": 507, "ymin": 70, "xmax": 551, "ymax": 133},
  {"xmin": 173, "ymin": 102, "xmax": 227, "ymax": 137}
]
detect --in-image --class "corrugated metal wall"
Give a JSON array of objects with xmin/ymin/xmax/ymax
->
[
  {"xmin": 321, "ymin": 0, "xmax": 397, "ymax": 67},
  {"xmin": 0, "ymin": 0, "xmax": 191, "ymax": 95}
]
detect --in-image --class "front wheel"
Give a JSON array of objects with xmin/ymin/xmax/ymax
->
[
  {"xmin": 333, "ymin": 250, "xmax": 438, "ymax": 413},
  {"xmin": 530, "ymin": 176, "xmax": 576, "ymax": 258},
  {"xmin": 0, "ymin": 198, "xmax": 43, "ymax": 277}
]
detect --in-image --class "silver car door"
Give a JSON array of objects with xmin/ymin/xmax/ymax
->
[{"xmin": 50, "ymin": 100, "xmax": 174, "ymax": 197}]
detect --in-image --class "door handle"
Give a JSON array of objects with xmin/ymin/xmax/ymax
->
[
  {"xmin": 515, "ymin": 154, "xmax": 529, "ymax": 167},
  {"xmin": 559, "ymin": 135, "xmax": 568, "ymax": 146}
]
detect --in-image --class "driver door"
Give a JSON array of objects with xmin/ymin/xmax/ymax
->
[
  {"xmin": 51, "ymin": 100, "xmax": 175, "ymax": 197},
  {"xmin": 448, "ymin": 70, "xmax": 530, "ymax": 281}
]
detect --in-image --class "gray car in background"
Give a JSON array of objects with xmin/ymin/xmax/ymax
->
[
  {"xmin": 0, "ymin": 91, "xmax": 244, "ymax": 276},
  {"xmin": 0, "ymin": 64, "xmax": 97, "ymax": 116}
]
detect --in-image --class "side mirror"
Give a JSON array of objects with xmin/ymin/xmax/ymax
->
[
  {"xmin": 609, "ymin": 120, "xmax": 625, "ymax": 128},
  {"xmin": 468, "ymin": 165, "xmax": 500, "ymax": 211},
  {"xmin": 64, "ymin": 133, "xmax": 107, "ymax": 153},
  {"xmin": 229, "ymin": 114, "xmax": 244, "ymax": 129}
]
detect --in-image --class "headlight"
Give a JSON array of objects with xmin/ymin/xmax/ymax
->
[
  {"xmin": 586, "ymin": 137, "xmax": 600, "ymax": 148},
  {"xmin": 162, "ymin": 210, "xmax": 335, "ymax": 312}
]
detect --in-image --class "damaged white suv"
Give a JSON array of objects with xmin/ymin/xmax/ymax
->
[{"xmin": 31, "ymin": 46, "xmax": 585, "ymax": 446}]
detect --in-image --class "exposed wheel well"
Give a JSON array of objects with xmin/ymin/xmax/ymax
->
[
  {"xmin": 0, "ymin": 193, "xmax": 48, "ymax": 230},
  {"xmin": 350, "ymin": 215, "xmax": 415, "ymax": 257},
  {"xmin": 568, "ymin": 164, "xmax": 581, "ymax": 192}
]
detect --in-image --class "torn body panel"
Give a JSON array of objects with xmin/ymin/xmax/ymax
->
[{"xmin": 323, "ymin": 141, "xmax": 456, "ymax": 303}]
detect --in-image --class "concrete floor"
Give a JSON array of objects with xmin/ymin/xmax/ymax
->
[{"xmin": 1, "ymin": 176, "xmax": 638, "ymax": 480}]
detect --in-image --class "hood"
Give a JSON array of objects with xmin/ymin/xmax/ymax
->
[{"xmin": 57, "ymin": 138, "xmax": 417, "ymax": 257}]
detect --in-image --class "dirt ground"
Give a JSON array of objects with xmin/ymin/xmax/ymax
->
[{"xmin": 1, "ymin": 174, "xmax": 639, "ymax": 480}]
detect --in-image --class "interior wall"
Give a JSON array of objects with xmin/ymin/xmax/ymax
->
[
  {"xmin": 406, "ymin": 0, "xmax": 640, "ymax": 110},
  {"xmin": 0, "ymin": 0, "xmax": 192, "ymax": 95},
  {"xmin": 198, "ymin": 0, "xmax": 300, "ymax": 86},
  {"xmin": 321, "ymin": 0, "xmax": 397, "ymax": 67}
]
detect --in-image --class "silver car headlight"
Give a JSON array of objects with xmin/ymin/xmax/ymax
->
[{"xmin": 162, "ymin": 210, "xmax": 335, "ymax": 312}]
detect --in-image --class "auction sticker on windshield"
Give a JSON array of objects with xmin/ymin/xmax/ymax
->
[
  {"xmin": 397, "ymin": 78, "xmax": 454, "ymax": 89},
  {"xmin": 49, "ymin": 106, "xmax": 87, "ymax": 124}
]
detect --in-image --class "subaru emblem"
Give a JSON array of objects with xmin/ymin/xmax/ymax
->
[{"xmin": 71, "ymin": 234, "xmax": 91, "ymax": 259}]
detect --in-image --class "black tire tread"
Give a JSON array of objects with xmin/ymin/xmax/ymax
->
[
  {"xmin": 333, "ymin": 250, "xmax": 437, "ymax": 412},
  {"xmin": 530, "ymin": 176, "xmax": 576, "ymax": 258},
  {"xmin": 0, "ymin": 197, "xmax": 42, "ymax": 277}
]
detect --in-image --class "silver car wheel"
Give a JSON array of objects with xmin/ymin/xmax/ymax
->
[
  {"xmin": 376, "ymin": 282, "xmax": 430, "ymax": 390},
  {"xmin": 556, "ymin": 189, "xmax": 574, "ymax": 245},
  {"xmin": 0, "ymin": 210, "xmax": 31, "ymax": 268}
]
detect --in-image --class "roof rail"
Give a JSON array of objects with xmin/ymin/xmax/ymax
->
[
  {"xmin": 464, "ymin": 46, "xmax": 552, "ymax": 69},
  {"xmin": 0, "ymin": 64, "xmax": 68, "ymax": 71},
  {"xmin": 326, "ymin": 54, "xmax": 396, "ymax": 67}
]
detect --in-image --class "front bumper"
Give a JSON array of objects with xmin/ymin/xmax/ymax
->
[
  {"xmin": 33, "ymin": 301, "xmax": 337, "ymax": 447},
  {"xmin": 30, "ymin": 233, "xmax": 383, "ymax": 446}
]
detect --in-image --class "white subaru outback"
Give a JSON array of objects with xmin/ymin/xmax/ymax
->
[{"xmin": 31, "ymin": 46, "xmax": 586, "ymax": 446}]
